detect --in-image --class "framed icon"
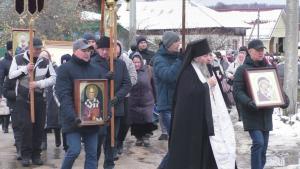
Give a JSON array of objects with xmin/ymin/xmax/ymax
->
[
  {"xmin": 12, "ymin": 29, "xmax": 35, "ymax": 56},
  {"xmin": 244, "ymin": 67, "xmax": 285, "ymax": 108},
  {"xmin": 74, "ymin": 79, "xmax": 108, "ymax": 126}
]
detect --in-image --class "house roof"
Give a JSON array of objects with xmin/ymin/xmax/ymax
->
[
  {"xmin": 220, "ymin": 9, "xmax": 284, "ymax": 40},
  {"xmin": 117, "ymin": 0, "xmax": 249, "ymax": 30}
]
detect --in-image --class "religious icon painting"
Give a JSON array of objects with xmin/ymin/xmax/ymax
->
[
  {"xmin": 12, "ymin": 29, "xmax": 35, "ymax": 56},
  {"xmin": 74, "ymin": 79, "xmax": 108, "ymax": 126},
  {"xmin": 244, "ymin": 67, "xmax": 285, "ymax": 108}
]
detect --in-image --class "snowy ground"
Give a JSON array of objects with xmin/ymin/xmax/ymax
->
[{"xmin": 234, "ymin": 107, "xmax": 300, "ymax": 169}]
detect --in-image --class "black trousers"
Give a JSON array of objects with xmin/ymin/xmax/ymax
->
[
  {"xmin": 1, "ymin": 114, "xmax": 10, "ymax": 130},
  {"xmin": 11, "ymin": 109, "xmax": 22, "ymax": 151},
  {"xmin": 16, "ymin": 94, "xmax": 46, "ymax": 159},
  {"xmin": 117, "ymin": 97, "xmax": 130, "ymax": 145}
]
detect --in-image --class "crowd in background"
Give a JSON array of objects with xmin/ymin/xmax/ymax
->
[{"xmin": 0, "ymin": 31, "xmax": 290, "ymax": 169}]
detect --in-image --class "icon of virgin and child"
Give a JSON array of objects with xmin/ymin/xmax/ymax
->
[{"xmin": 81, "ymin": 84, "xmax": 103, "ymax": 121}]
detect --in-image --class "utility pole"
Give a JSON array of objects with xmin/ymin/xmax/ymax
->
[
  {"xmin": 257, "ymin": 8, "xmax": 260, "ymax": 39},
  {"xmin": 284, "ymin": 0, "xmax": 299, "ymax": 115},
  {"xmin": 129, "ymin": 0, "xmax": 136, "ymax": 47},
  {"xmin": 182, "ymin": 0, "xmax": 186, "ymax": 52}
]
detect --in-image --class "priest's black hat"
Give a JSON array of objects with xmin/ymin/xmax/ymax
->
[{"xmin": 185, "ymin": 38, "xmax": 211, "ymax": 59}]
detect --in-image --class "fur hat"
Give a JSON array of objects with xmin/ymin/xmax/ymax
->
[{"xmin": 96, "ymin": 36, "xmax": 110, "ymax": 48}]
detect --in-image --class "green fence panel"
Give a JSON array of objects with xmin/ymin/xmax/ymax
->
[{"xmin": 0, "ymin": 48, "xmax": 5, "ymax": 58}]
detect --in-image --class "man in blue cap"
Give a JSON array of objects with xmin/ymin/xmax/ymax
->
[{"xmin": 56, "ymin": 39, "xmax": 104, "ymax": 169}]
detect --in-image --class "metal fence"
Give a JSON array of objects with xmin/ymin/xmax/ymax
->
[{"xmin": 0, "ymin": 48, "xmax": 5, "ymax": 58}]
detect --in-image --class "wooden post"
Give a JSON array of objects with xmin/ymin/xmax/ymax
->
[
  {"xmin": 182, "ymin": 0, "xmax": 186, "ymax": 52},
  {"xmin": 29, "ymin": 17, "xmax": 35, "ymax": 123},
  {"xmin": 100, "ymin": 0, "xmax": 105, "ymax": 36},
  {"xmin": 107, "ymin": 0, "xmax": 117, "ymax": 147}
]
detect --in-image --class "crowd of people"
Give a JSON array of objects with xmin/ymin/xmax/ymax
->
[{"xmin": 0, "ymin": 31, "xmax": 290, "ymax": 169}]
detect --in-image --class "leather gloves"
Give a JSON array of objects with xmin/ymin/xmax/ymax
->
[
  {"xmin": 73, "ymin": 117, "xmax": 81, "ymax": 127},
  {"xmin": 110, "ymin": 97, "xmax": 119, "ymax": 106},
  {"xmin": 247, "ymin": 100, "xmax": 258, "ymax": 111},
  {"xmin": 105, "ymin": 71, "xmax": 114, "ymax": 80},
  {"xmin": 281, "ymin": 93, "xmax": 290, "ymax": 109}
]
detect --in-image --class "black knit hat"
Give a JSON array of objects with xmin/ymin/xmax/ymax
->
[
  {"xmin": 6, "ymin": 41, "xmax": 12, "ymax": 51},
  {"xmin": 61, "ymin": 54, "xmax": 72, "ymax": 64},
  {"xmin": 96, "ymin": 36, "xmax": 110, "ymax": 48},
  {"xmin": 136, "ymin": 36, "xmax": 147, "ymax": 46},
  {"xmin": 239, "ymin": 46, "xmax": 248, "ymax": 52}
]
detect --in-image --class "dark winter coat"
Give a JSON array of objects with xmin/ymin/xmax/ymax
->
[
  {"xmin": 55, "ymin": 55, "xmax": 104, "ymax": 133},
  {"xmin": 45, "ymin": 64, "xmax": 60, "ymax": 129},
  {"xmin": 45, "ymin": 86, "xmax": 60, "ymax": 129},
  {"xmin": 3, "ymin": 78, "xmax": 16, "ymax": 110},
  {"xmin": 153, "ymin": 45, "xmax": 182, "ymax": 111},
  {"xmin": 128, "ymin": 63, "xmax": 155, "ymax": 124},
  {"xmin": 233, "ymin": 56, "xmax": 274, "ymax": 131},
  {"xmin": 166, "ymin": 64, "xmax": 217, "ymax": 169},
  {"xmin": 0, "ymin": 52, "xmax": 13, "ymax": 96},
  {"xmin": 92, "ymin": 55, "xmax": 132, "ymax": 117},
  {"xmin": 138, "ymin": 49, "xmax": 155, "ymax": 65}
]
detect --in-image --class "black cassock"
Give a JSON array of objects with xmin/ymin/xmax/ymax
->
[{"xmin": 166, "ymin": 64, "xmax": 218, "ymax": 169}]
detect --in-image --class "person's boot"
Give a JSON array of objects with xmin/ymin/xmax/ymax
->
[
  {"xmin": 158, "ymin": 134, "xmax": 168, "ymax": 140},
  {"xmin": 117, "ymin": 142, "xmax": 124, "ymax": 155},
  {"xmin": 21, "ymin": 158, "xmax": 31, "ymax": 167},
  {"xmin": 135, "ymin": 138, "xmax": 143, "ymax": 146},
  {"xmin": 41, "ymin": 141, "xmax": 47, "ymax": 150},
  {"xmin": 2, "ymin": 116, "xmax": 9, "ymax": 133},
  {"xmin": 54, "ymin": 129, "xmax": 61, "ymax": 147},
  {"xmin": 32, "ymin": 156, "xmax": 43, "ymax": 165},
  {"xmin": 143, "ymin": 136, "xmax": 151, "ymax": 147}
]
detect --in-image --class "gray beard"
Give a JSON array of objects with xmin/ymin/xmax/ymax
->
[{"xmin": 197, "ymin": 63, "xmax": 211, "ymax": 79}]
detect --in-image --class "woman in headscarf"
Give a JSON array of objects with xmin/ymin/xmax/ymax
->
[
  {"xmin": 127, "ymin": 52, "xmax": 157, "ymax": 147},
  {"xmin": 166, "ymin": 39, "xmax": 236, "ymax": 169}
]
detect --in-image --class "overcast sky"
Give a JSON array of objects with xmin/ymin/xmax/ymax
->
[{"xmin": 194, "ymin": 0, "xmax": 288, "ymax": 6}]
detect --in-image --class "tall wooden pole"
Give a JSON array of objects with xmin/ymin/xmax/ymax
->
[
  {"xmin": 100, "ymin": 0, "xmax": 105, "ymax": 36},
  {"xmin": 107, "ymin": 0, "xmax": 117, "ymax": 147},
  {"xmin": 284, "ymin": 0, "xmax": 299, "ymax": 115},
  {"xmin": 182, "ymin": 0, "xmax": 186, "ymax": 52},
  {"xmin": 29, "ymin": 17, "xmax": 35, "ymax": 123}
]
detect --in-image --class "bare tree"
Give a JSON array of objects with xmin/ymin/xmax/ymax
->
[{"xmin": 0, "ymin": 0, "xmax": 97, "ymax": 46}]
